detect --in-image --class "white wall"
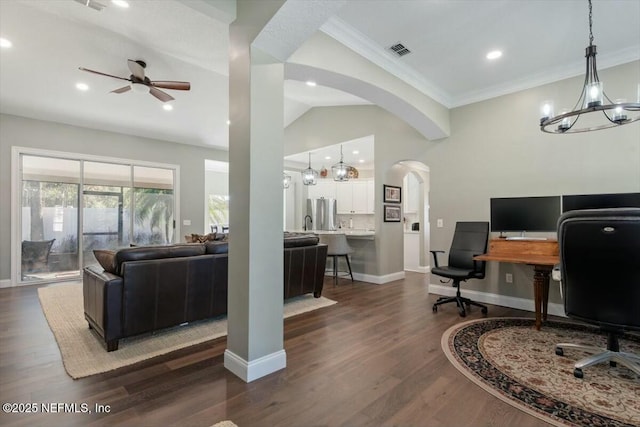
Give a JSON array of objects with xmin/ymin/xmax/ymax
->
[{"xmin": 0, "ymin": 114, "xmax": 228, "ymax": 282}]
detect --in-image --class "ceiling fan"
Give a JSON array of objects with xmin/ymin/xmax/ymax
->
[{"xmin": 79, "ymin": 59, "xmax": 191, "ymax": 103}]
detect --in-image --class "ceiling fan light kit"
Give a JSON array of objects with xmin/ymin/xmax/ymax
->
[
  {"xmin": 79, "ymin": 59, "xmax": 190, "ymax": 103},
  {"xmin": 539, "ymin": 0, "xmax": 640, "ymax": 134}
]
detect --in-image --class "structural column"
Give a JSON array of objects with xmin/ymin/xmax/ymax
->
[{"xmin": 225, "ymin": 0, "xmax": 287, "ymax": 382}]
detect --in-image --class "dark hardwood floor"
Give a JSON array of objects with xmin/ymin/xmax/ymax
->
[{"xmin": 0, "ymin": 272, "xmax": 549, "ymax": 427}]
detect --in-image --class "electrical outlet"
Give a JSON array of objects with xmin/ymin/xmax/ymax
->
[
  {"xmin": 506, "ymin": 273, "xmax": 513, "ymax": 283},
  {"xmin": 437, "ymin": 219, "xmax": 443, "ymax": 228},
  {"xmin": 183, "ymin": 219, "xmax": 191, "ymax": 226}
]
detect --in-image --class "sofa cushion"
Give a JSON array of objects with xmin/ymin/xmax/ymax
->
[
  {"xmin": 204, "ymin": 241, "xmax": 229, "ymax": 254},
  {"xmin": 284, "ymin": 233, "xmax": 320, "ymax": 248},
  {"xmin": 115, "ymin": 244, "xmax": 205, "ymax": 274},
  {"xmin": 93, "ymin": 249, "xmax": 117, "ymax": 274}
]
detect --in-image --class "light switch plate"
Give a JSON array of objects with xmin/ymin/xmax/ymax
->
[
  {"xmin": 436, "ymin": 219, "xmax": 443, "ymax": 228},
  {"xmin": 183, "ymin": 219, "xmax": 191, "ymax": 226}
]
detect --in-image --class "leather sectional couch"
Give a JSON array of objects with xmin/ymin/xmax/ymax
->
[{"xmin": 83, "ymin": 233, "xmax": 327, "ymax": 351}]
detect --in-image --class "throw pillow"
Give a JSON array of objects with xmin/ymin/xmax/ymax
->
[
  {"xmin": 93, "ymin": 249, "xmax": 117, "ymax": 274},
  {"xmin": 191, "ymin": 233, "xmax": 217, "ymax": 243}
]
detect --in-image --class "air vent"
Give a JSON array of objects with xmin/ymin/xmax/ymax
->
[
  {"xmin": 388, "ymin": 42, "xmax": 411, "ymax": 57},
  {"xmin": 73, "ymin": 0, "xmax": 107, "ymax": 11}
]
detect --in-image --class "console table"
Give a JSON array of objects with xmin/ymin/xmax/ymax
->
[{"xmin": 474, "ymin": 239, "xmax": 559, "ymax": 330}]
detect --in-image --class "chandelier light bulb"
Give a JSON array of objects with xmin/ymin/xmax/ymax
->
[
  {"xmin": 585, "ymin": 82, "xmax": 603, "ymax": 108},
  {"xmin": 613, "ymin": 100, "xmax": 628, "ymax": 123},
  {"xmin": 540, "ymin": 101, "xmax": 554, "ymax": 120}
]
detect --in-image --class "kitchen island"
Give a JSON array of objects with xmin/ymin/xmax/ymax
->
[
  {"xmin": 288, "ymin": 229, "xmax": 378, "ymax": 283},
  {"xmin": 288, "ymin": 229, "xmax": 375, "ymax": 240}
]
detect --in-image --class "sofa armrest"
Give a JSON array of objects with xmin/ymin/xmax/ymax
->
[
  {"xmin": 83, "ymin": 265, "xmax": 123, "ymax": 346},
  {"xmin": 284, "ymin": 243, "xmax": 328, "ymax": 298}
]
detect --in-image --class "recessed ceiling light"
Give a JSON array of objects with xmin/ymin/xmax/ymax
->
[
  {"xmin": 359, "ymin": 159, "xmax": 365, "ymax": 163},
  {"xmin": 111, "ymin": 0, "xmax": 130, "ymax": 8},
  {"xmin": 352, "ymin": 150, "xmax": 359, "ymax": 154},
  {"xmin": 75, "ymin": 82, "xmax": 89, "ymax": 91},
  {"xmin": 0, "ymin": 37, "xmax": 12, "ymax": 48},
  {"xmin": 163, "ymin": 104, "xmax": 173, "ymax": 111},
  {"xmin": 486, "ymin": 50, "xmax": 503, "ymax": 60},
  {"xmin": 324, "ymin": 156, "xmax": 331, "ymax": 160},
  {"xmin": 306, "ymin": 81, "xmax": 317, "ymax": 87},
  {"xmin": 226, "ymin": 120, "xmax": 231, "ymax": 125}
]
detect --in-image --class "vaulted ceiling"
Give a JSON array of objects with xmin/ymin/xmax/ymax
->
[{"xmin": 1, "ymin": 0, "xmax": 638, "ymax": 159}]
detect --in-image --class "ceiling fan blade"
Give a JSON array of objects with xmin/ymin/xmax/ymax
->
[
  {"xmin": 149, "ymin": 86, "xmax": 174, "ymax": 103},
  {"xmin": 127, "ymin": 59, "xmax": 146, "ymax": 80},
  {"xmin": 150, "ymin": 81, "xmax": 191, "ymax": 91},
  {"xmin": 79, "ymin": 67, "xmax": 130, "ymax": 81},
  {"xmin": 110, "ymin": 86, "xmax": 131, "ymax": 94}
]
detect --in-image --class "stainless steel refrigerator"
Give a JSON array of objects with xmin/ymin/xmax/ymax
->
[{"xmin": 307, "ymin": 198, "xmax": 337, "ymax": 231}]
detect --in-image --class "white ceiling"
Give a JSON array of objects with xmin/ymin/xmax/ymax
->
[{"xmin": 1, "ymin": 0, "xmax": 639, "ymax": 165}]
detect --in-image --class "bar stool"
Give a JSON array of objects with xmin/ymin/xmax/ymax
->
[{"xmin": 319, "ymin": 234, "xmax": 354, "ymax": 286}]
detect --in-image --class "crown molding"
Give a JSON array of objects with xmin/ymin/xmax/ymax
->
[{"xmin": 451, "ymin": 47, "xmax": 640, "ymax": 107}]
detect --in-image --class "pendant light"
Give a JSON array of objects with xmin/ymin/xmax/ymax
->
[
  {"xmin": 539, "ymin": 0, "xmax": 640, "ymax": 133},
  {"xmin": 301, "ymin": 153, "xmax": 318, "ymax": 186},
  {"xmin": 283, "ymin": 172, "xmax": 291, "ymax": 189},
  {"xmin": 331, "ymin": 145, "xmax": 350, "ymax": 182}
]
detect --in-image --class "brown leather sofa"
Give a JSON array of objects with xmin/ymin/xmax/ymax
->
[{"xmin": 83, "ymin": 233, "xmax": 327, "ymax": 351}]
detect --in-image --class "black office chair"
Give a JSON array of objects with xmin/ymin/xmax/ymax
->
[
  {"xmin": 430, "ymin": 222, "xmax": 489, "ymax": 317},
  {"xmin": 555, "ymin": 208, "xmax": 640, "ymax": 379}
]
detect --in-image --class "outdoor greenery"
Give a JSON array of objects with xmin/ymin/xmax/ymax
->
[{"xmin": 208, "ymin": 194, "xmax": 229, "ymax": 229}]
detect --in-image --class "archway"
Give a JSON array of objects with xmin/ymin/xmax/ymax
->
[{"xmin": 397, "ymin": 161, "xmax": 430, "ymax": 273}]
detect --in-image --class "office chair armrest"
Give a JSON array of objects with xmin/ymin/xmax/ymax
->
[{"xmin": 430, "ymin": 250, "xmax": 445, "ymax": 267}]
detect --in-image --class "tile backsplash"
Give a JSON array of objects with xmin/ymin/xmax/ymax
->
[{"xmin": 336, "ymin": 214, "xmax": 374, "ymax": 230}]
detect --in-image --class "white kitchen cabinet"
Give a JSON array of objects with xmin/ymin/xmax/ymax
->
[
  {"xmin": 336, "ymin": 179, "xmax": 374, "ymax": 214},
  {"xmin": 403, "ymin": 173, "xmax": 420, "ymax": 213},
  {"xmin": 307, "ymin": 179, "xmax": 336, "ymax": 200},
  {"xmin": 366, "ymin": 179, "xmax": 375, "ymax": 213}
]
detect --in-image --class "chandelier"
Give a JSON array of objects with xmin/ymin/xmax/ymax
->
[
  {"xmin": 331, "ymin": 145, "xmax": 350, "ymax": 182},
  {"xmin": 283, "ymin": 172, "xmax": 291, "ymax": 189},
  {"xmin": 301, "ymin": 153, "xmax": 318, "ymax": 186},
  {"xmin": 539, "ymin": 0, "xmax": 640, "ymax": 134}
]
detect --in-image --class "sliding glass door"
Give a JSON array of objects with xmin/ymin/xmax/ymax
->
[
  {"xmin": 20, "ymin": 156, "xmax": 81, "ymax": 282},
  {"xmin": 17, "ymin": 152, "xmax": 177, "ymax": 284},
  {"xmin": 82, "ymin": 161, "xmax": 131, "ymax": 268}
]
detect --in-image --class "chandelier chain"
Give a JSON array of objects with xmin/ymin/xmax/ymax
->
[{"xmin": 588, "ymin": 0, "xmax": 593, "ymax": 46}]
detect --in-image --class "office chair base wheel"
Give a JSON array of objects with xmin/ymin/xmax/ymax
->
[
  {"xmin": 458, "ymin": 308, "xmax": 466, "ymax": 317},
  {"xmin": 432, "ymin": 305, "xmax": 438, "ymax": 313},
  {"xmin": 573, "ymin": 368, "xmax": 584, "ymax": 379},
  {"xmin": 481, "ymin": 307, "xmax": 488, "ymax": 315},
  {"xmin": 555, "ymin": 347, "xmax": 564, "ymax": 356}
]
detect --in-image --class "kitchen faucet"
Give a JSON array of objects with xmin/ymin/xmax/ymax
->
[{"xmin": 304, "ymin": 215, "xmax": 312, "ymax": 231}]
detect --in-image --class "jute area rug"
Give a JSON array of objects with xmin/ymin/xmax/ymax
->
[
  {"xmin": 442, "ymin": 317, "xmax": 640, "ymax": 427},
  {"xmin": 38, "ymin": 283, "xmax": 336, "ymax": 380}
]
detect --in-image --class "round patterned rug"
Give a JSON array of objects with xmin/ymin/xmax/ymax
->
[{"xmin": 441, "ymin": 318, "xmax": 640, "ymax": 427}]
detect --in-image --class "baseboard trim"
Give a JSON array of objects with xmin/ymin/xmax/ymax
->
[
  {"xmin": 353, "ymin": 271, "xmax": 405, "ymax": 285},
  {"xmin": 0, "ymin": 279, "xmax": 11, "ymax": 288},
  {"xmin": 224, "ymin": 349, "xmax": 286, "ymax": 383},
  {"xmin": 428, "ymin": 283, "xmax": 566, "ymax": 317},
  {"xmin": 404, "ymin": 266, "xmax": 429, "ymax": 274}
]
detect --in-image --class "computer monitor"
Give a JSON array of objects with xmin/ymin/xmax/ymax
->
[
  {"xmin": 562, "ymin": 192, "xmax": 640, "ymax": 212},
  {"xmin": 490, "ymin": 196, "xmax": 561, "ymax": 232}
]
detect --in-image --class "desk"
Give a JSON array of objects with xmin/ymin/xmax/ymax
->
[{"xmin": 474, "ymin": 239, "xmax": 559, "ymax": 330}]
